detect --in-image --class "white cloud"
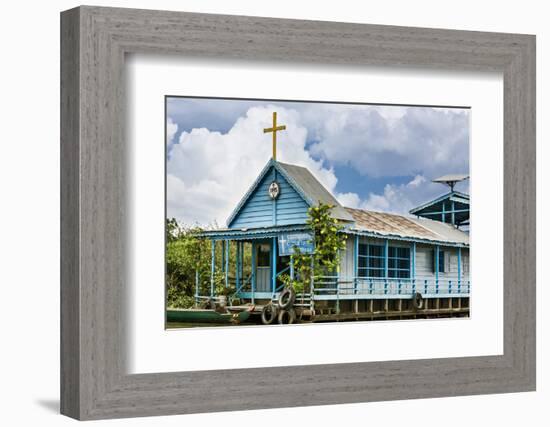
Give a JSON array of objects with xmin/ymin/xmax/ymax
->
[
  {"xmin": 167, "ymin": 103, "xmax": 469, "ymax": 225},
  {"xmin": 347, "ymin": 174, "xmax": 467, "ymax": 215},
  {"xmin": 167, "ymin": 105, "xmax": 339, "ymax": 226},
  {"xmin": 306, "ymin": 106, "xmax": 469, "ymax": 179},
  {"xmin": 166, "ymin": 117, "xmax": 178, "ymax": 150},
  {"xmin": 335, "ymin": 192, "xmax": 362, "ymax": 209}
]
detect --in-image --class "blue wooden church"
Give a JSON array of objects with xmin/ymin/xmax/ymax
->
[{"xmin": 199, "ymin": 113, "xmax": 470, "ymax": 322}]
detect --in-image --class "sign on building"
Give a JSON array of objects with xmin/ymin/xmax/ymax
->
[{"xmin": 278, "ymin": 233, "xmax": 314, "ymax": 256}]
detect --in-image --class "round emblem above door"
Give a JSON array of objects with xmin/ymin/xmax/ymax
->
[{"xmin": 268, "ymin": 181, "xmax": 280, "ymax": 199}]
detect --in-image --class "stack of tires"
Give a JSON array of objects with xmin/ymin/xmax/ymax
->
[{"xmin": 261, "ymin": 287, "xmax": 297, "ymax": 325}]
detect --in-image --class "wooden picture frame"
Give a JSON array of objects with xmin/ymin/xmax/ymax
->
[{"xmin": 60, "ymin": 6, "xmax": 536, "ymax": 420}]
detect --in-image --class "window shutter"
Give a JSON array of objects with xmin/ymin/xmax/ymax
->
[{"xmin": 431, "ymin": 249, "xmax": 436, "ymax": 273}]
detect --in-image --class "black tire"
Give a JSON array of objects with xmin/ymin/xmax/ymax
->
[
  {"xmin": 261, "ymin": 304, "xmax": 278, "ymax": 325},
  {"xmin": 278, "ymin": 308, "xmax": 297, "ymax": 325},
  {"xmin": 278, "ymin": 287, "xmax": 296, "ymax": 310},
  {"xmin": 412, "ymin": 292, "xmax": 424, "ymax": 310}
]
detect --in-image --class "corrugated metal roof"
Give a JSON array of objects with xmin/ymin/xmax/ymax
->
[
  {"xmin": 345, "ymin": 207, "xmax": 469, "ymax": 245},
  {"xmin": 200, "ymin": 224, "xmax": 309, "ymax": 240},
  {"xmin": 277, "ymin": 162, "xmax": 355, "ymax": 222},
  {"xmin": 412, "ymin": 217, "xmax": 469, "ymax": 245}
]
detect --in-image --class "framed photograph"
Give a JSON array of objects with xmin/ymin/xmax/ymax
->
[
  {"xmin": 164, "ymin": 97, "xmax": 472, "ymax": 330},
  {"xmin": 61, "ymin": 6, "xmax": 535, "ymax": 420}
]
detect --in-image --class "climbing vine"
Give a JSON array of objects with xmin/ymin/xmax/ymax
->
[{"xmin": 279, "ymin": 202, "xmax": 347, "ymax": 293}]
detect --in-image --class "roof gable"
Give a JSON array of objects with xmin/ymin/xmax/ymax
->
[
  {"xmin": 226, "ymin": 159, "xmax": 354, "ymax": 228},
  {"xmin": 227, "ymin": 160, "xmax": 310, "ymax": 228}
]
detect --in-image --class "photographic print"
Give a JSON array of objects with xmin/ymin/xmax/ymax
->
[{"xmin": 165, "ymin": 97, "xmax": 470, "ymax": 328}]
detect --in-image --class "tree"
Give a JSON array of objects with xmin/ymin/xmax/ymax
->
[
  {"xmin": 279, "ymin": 203, "xmax": 347, "ymax": 293},
  {"xmin": 165, "ymin": 219, "xmax": 250, "ymax": 308},
  {"xmin": 165, "ymin": 221, "xmax": 211, "ymax": 308}
]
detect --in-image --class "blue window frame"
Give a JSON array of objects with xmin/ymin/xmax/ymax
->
[
  {"xmin": 358, "ymin": 243, "xmax": 385, "ymax": 278},
  {"xmin": 388, "ymin": 246, "xmax": 411, "ymax": 278},
  {"xmin": 358, "ymin": 243, "xmax": 410, "ymax": 278}
]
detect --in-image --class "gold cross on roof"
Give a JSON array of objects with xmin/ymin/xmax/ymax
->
[{"xmin": 263, "ymin": 112, "xmax": 286, "ymax": 161}]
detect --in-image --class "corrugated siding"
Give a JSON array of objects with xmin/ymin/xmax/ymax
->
[
  {"xmin": 415, "ymin": 244, "xmax": 469, "ymax": 281},
  {"xmin": 230, "ymin": 166, "xmax": 309, "ymax": 228},
  {"xmin": 339, "ymin": 236, "xmax": 355, "ymax": 279}
]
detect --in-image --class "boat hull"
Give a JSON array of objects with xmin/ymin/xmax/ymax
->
[{"xmin": 167, "ymin": 308, "xmax": 250, "ymax": 324}]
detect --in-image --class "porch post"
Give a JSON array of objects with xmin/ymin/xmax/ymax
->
[
  {"xmin": 251, "ymin": 241, "xmax": 256, "ymax": 298},
  {"xmin": 435, "ymin": 244, "xmax": 440, "ymax": 294},
  {"xmin": 442, "ymin": 202, "xmax": 446, "ymax": 222},
  {"xmin": 310, "ymin": 255, "xmax": 315, "ymax": 298},
  {"xmin": 210, "ymin": 240, "xmax": 215, "ymax": 297},
  {"xmin": 224, "ymin": 239, "xmax": 229, "ymax": 288},
  {"xmin": 354, "ymin": 235, "xmax": 359, "ymax": 294},
  {"xmin": 336, "ymin": 247, "xmax": 341, "ymax": 314},
  {"xmin": 451, "ymin": 200, "xmax": 456, "ymax": 226},
  {"xmin": 290, "ymin": 255, "xmax": 294, "ymax": 280},
  {"xmin": 384, "ymin": 239, "xmax": 389, "ymax": 278},
  {"xmin": 457, "ymin": 246, "xmax": 462, "ymax": 288},
  {"xmin": 235, "ymin": 241, "xmax": 240, "ymax": 289},
  {"xmin": 384, "ymin": 239, "xmax": 389, "ymax": 295},
  {"xmin": 272, "ymin": 236, "xmax": 277, "ymax": 294},
  {"xmin": 240, "ymin": 242, "xmax": 244, "ymax": 288},
  {"xmin": 412, "ymin": 241, "xmax": 416, "ymax": 294}
]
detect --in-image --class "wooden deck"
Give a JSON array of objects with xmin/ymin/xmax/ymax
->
[
  {"xmin": 226, "ymin": 295, "xmax": 470, "ymax": 324},
  {"xmin": 312, "ymin": 307, "xmax": 469, "ymax": 322}
]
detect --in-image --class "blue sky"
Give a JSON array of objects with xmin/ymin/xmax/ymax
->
[{"xmin": 166, "ymin": 97, "xmax": 470, "ymax": 226}]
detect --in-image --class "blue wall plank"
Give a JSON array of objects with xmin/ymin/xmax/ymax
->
[{"xmin": 229, "ymin": 165, "xmax": 309, "ymax": 228}]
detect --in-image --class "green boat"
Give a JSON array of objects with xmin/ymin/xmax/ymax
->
[{"xmin": 166, "ymin": 308, "xmax": 251, "ymax": 324}]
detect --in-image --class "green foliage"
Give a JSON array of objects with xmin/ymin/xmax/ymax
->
[
  {"xmin": 166, "ymin": 223, "xmax": 210, "ymax": 308},
  {"xmin": 280, "ymin": 203, "xmax": 347, "ymax": 294},
  {"xmin": 214, "ymin": 271, "xmax": 235, "ymax": 297},
  {"xmin": 165, "ymin": 219, "xmax": 249, "ymax": 308}
]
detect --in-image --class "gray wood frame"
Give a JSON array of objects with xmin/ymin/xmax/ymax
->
[{"xmin": 60, "ymin": 6, "xmax": 536, "ymax": 420}]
